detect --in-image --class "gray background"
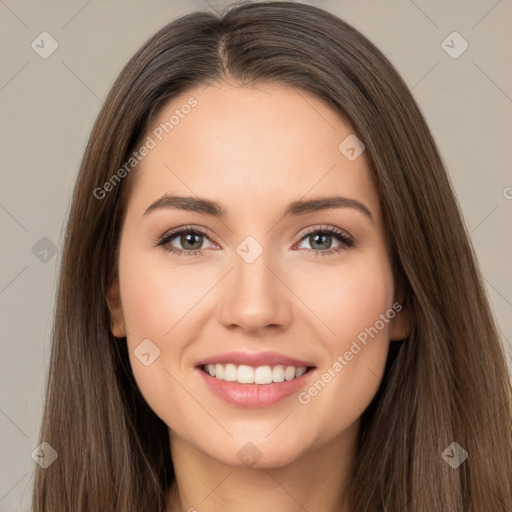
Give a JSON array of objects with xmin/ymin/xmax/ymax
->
[{"xmin": 1, "ymin": 0, "xmax": 511, "ymax": 510}]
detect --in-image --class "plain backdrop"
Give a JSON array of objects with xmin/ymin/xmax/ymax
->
[{"xmin": 0, "ymin": 1, "xmax": 511, "ymax": 510}]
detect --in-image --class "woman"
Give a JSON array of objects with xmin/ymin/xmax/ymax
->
[{"xmin": 32, "ymin": 1, "xmax": 512, "ymax": 511}]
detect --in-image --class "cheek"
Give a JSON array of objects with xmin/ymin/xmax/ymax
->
[
  {"xmin": 119, "ymin": 241, "xmax": 210, "ymax": 345},
  {"xmin": 117, "ymin": 241, "xmax": 210, "ymax": 418},
  {"xmin": 333, "ymin": 253, "xmax": 393, "ymax": 365},
  {"xmin": 296, "ymin": 252, "xmax": 394, "ymax": 423},
  {"xmin": 299, "ymin": 250, "xmax": 394, "ymax": 348}
]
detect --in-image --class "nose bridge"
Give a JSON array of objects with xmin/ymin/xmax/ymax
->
[{"xmin": 217, "ymin": 236, "xmax": 291, "ymax": 332}]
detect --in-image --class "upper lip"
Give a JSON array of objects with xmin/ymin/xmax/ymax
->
[{"xmin": 196, "ymin": 351, "xmax": 315, "ymax": 368}]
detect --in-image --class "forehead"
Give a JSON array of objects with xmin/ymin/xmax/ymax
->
[{"xmin": 125, "ymin": 81, "xmax": 381, "ymax": 225}]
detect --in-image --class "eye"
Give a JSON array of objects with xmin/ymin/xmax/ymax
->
[
  {"xmin": 156, "ymin": 226, "xmax": 216, "ymax": 257},
  {"xmin": 294, "ymin": 225, "xmax": 354, "ymax": 257}
]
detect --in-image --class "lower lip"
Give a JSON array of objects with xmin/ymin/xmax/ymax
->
[{"xmin": 197, "ymin": 367, "xmax": 315, "ymax": 407}]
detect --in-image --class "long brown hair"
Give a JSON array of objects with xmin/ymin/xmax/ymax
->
[{"xmin": 33, "ymin": 1, "xmax": 512, "ymax": 510}]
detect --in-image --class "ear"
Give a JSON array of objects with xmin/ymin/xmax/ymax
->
[
  {"xmin": 107, "ymin": 276, "xmax": 127, "ymax": 338},
  {"xmin": 389, "ymin": 286, "xmax": 413, "ymax": 341}
]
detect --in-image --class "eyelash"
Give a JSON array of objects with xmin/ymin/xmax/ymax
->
[{"xmin": 155, "ymin": 225, "xmax": 355, "ymax": 258}]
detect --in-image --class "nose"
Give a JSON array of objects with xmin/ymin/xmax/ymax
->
[{"xmin": 216, "ymin": 248, "xmax": 292, "ymax": 335}]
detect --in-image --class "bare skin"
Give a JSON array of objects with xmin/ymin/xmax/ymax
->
[{"xmin": 108, "ymin": 81, "xmax": 411, "ymax": 512}]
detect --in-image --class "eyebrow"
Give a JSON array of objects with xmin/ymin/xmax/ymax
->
[{"xmin": 143, "ymin": 194, "xmax": 374, "ymax": 225}]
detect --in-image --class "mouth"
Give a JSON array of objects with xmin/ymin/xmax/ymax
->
[{"xmin": 195, "ymin": 353, "xmax": 317, "ymax": 407}]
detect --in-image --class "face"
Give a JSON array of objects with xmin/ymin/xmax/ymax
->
[{"xmin": 108, "ymin": 81, "xmax": 410, "ymax": 468}]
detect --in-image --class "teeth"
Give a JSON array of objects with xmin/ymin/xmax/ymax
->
[
  {"xmin": 203, "ymin": 364, "xmax": 308, "ymax": 384},
  {"xmin": 272, "ymin": 365, "xmax": 285, "ymax": 382},
  {"xmin": 284, "ymin": 366, "xmax": 296, "ymax": 380},
  {"xmin": 238, "ymin": 365, "xmax": 255, "ymax": 384},
  {"xmin": 224, "ymin": 363, "xmax": 237, "ymax": 381},
  {"xmin": 295, "ymin": 367, "xmax": 307, "ymax": 377},
  {"xmin": 254, "ymin": 365, "xmax": 272, "ymax": 384}
]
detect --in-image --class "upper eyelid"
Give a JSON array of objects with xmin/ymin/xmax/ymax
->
[{"xmin": 296, "ymin": 224, "xmax": 351, "ymax": 239}]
